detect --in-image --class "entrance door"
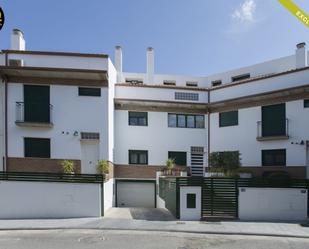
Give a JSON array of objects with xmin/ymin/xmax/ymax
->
[{"xmin": 81, "ymin": 141, "xmax": 99, "ymax": 174}]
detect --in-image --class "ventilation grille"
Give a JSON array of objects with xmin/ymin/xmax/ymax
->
[
  {"xmin": 80, "ymin": 132, "xmax": 100, "ymax": 140},
  {"xmin": 190, "ymin": 146, "xmax": 204, "ymax": 176},
  {"xmin": 9, "ymin": 59, "xmax": 24, "ymax": 67},
  {"xmin": 175, "ymin": 92, "xmax": 199, "ymax": 101}
]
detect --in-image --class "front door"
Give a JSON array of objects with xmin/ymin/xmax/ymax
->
[{"xmin": 81, "ymin": 141, "xmax": 99, "ymax": 174}]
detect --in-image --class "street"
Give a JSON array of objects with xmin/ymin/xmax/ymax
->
[{"xmin": 0, "ymin": 230, "xmax": 308, "ymax": 249}]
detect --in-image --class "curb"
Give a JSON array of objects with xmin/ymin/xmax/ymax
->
[{"xmin": 0, "ymin": 227, "xmax": 308, "ymax": 239}]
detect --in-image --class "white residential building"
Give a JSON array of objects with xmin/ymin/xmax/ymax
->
[{"xmin": 0, "ymin": 29, "xmax": 309, "ymax": 207}]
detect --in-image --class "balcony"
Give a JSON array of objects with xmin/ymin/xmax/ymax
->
[
  {"xmin": 257, "ymin": 119, "xmax": 289, "ymax": 141},
  {"xmin": 15, "ymin": 102, "xmax": 53, "ymax": 128}
]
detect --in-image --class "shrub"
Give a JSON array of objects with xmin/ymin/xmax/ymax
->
[
  {"xmin": 97, "ymin": 160, "xmax": 109, "ymax": 174},
  {"xmin": 61, "ymin": 160, "xmax": 75, "ymax": 174},
  {"xmin": 209, "ymin": 151, "xmax": 241, "ymax": 174}
]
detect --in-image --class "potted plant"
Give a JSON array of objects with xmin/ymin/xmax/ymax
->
[
  {"xmin": 164, "ymin": 158, "xmax": 175, "ymax": 176},
  {"xmin": 61, "ymin": 160, "xmax": 75, "ymax": 174},
  {"xmin": 96, "ymin": 160, "xmax": 109, "ymax": 179}
]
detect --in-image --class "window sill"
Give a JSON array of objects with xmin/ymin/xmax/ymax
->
[
  {"xmin": 257, "ymin": 135, "xmax": 289, "ymax": 141},
  {"xmin": 15, "ymin": 121, "xmax": 53, "ymax": 128}
]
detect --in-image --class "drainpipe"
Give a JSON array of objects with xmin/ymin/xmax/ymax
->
[
  {"xmin": 207, "ymin": 90, "xmax": 210, "ymax": 173},
  {"xmin": 4, "ymin": 52, "xmax": 8, "ymax": 172}
]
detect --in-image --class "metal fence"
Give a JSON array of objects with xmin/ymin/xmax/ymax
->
[
  {"xmin": 160, "ymin": 176, "xmax": 309, "ymax": 219},
  {"xmin": 0, "ymin": 171, "xmax": 104, "ymax": 183}
]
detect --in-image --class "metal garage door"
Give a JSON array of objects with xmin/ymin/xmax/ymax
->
[{"xmin": 116, "ymin": 181, "xmax": 155, "ymax": 208}]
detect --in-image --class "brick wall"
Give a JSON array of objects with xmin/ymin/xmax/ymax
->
[
  {"xmin": 7, "ymin": 157, "xmax": 81, "ymax": 173},
  {"xmin": 114, "ymin": 164, "xmax": 186, "ymax": 179},
  {"xmin": 241, "ymin": 166, "xmax": 307, "ymax": 179}
]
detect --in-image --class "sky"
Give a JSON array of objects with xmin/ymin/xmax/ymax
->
[{"xmin": 0, "ymin": 0, "xmax": 308, "ymax": 76}]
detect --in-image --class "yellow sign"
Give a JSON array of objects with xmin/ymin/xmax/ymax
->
[
  {"xmin": 0, "ymin": 7, "xmax": 4, "ymax": 30},
  {"xmin": 278, "ymin": 0, "xmax": 309, "ymax": 28}
]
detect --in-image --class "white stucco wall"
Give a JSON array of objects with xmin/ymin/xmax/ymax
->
[
  {"xmin": 7, "ymin": 83, "xmax": 109, "ymax": 161},
  {"xmin": 8, "ymin": 53, "xmax": 108, "ymax": 70},
  {"xmin": 210, "ymin": 100, "xmax": 309, "ymax": 166},
  {"xmin": 180, "ymin": 186, "xmax": 201, "ymax": 221},
  {"xmin": 210, "ymin": 69, "xmax": 309, "ymax": 102},
  {"xmin": 115, "ymin": 85, "xmax": 208, "ymax": 103},
  {"xmin": 239, "ymin": 188, "xmax": 308, "ymax": 221},
  {"xmin": 114, "ymin": 110, "xmax": 207, "ymax": 166},
  {"xmin": 0, "ymin": 181, "xmax": 102, "ymax": 218},
  {"xmin": 104, "ymin": 178, "xmax": 114, "ymax": 212}
]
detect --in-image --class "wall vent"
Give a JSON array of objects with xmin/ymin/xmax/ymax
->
[
  {"xmin": 9, "ymin": 59, "xmax": 24, "ymax": 67},
  {"xmin": 175, "ymin": 92, "xmax": 199, "ymax": 101},
  {"xmin": 80, "ymin": 132, "xmax": 100, "ymax": 140}
]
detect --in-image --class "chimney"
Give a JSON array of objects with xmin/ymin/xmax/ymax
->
[
  {"xmin": 295, "ymin": 42, "xmax": 307, "ymax": 69},
  {"xmin": 11, "ymin": 29, "xmax": 26, "ymax": 51},
  {"xmin": 115, "ymin": 46, "xmax": 123, "ymax": 82},
  {"xmin": 146, "ymin": 47, "xmax": 154, "ymax": 83}
]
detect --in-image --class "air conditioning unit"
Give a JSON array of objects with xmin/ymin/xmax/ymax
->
[{"xmin": 9, "ymin": 59, "xmax": 24, "ymax": 67}]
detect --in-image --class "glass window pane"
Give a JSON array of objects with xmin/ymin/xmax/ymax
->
[
  {"xmin": 130, "ymin": 153, "xmax": 138, "ymax": 164},
  {"xmin": 168, "ymin": 114, "xmax": 177, "ymax": 127},
  {"xmin": 187, "ymin": 116, "xmax": 195, "ymax": 128},
  {"xmin": 139, "ymin": 153, "xmax": 147, "ymax": 164},
  {"xmin": 195, "ymin": 115, "xmax": 204, "ymax": 128},
  {"xmin": 219, "ymin": 111, "xmax": 238, "ymax": 127},
  {"xmin": 138, "ymin": 117, "xmax": 147, "ymax": 126},
  {"xmin": 177, "ymin": 115, "xmax": 186, "ymax": 127}
]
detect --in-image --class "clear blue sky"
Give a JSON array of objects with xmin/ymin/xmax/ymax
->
[{"xmin": 0, "ymin": 0, "xmax": 308, "ymax": 76}]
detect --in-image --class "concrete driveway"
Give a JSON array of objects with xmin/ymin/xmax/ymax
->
[{"xmin": 105, "ymin": 208, "xmax": 176, "ymax": 221}]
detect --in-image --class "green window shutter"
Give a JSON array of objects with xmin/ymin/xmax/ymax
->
[
  {"xmin": 262, "ymin": 103, "xmax": 286, "ymax": 137},
  {"xmin": 219, "ymin": 111, "xmax": 238, "ymax": 127},
  {"xmin": 186, "ymin": 193, "xmax": 196, "ymax": 208},
  {"xmin": 24, "ymin": 138, "xmax": 50, "ymax": 158},
  {"xmin": 24, "ymin": 85, "xmax": 50, "ymax": 123},
  {"xmin": 304, "ymin": 99, "xmax": 309, "ymax": 108},
  {"xmin": 168, "ymin": 151, "xmax": 187, "ymax": 166}
]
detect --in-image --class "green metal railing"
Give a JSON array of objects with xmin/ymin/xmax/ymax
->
[{"xmin": 0, "ymin": 171, "xmax": 104, "ymax": 183}]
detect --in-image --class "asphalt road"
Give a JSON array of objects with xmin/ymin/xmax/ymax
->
[{"xmin": 0, "ymin": 229, "xmax": 308, "ymax": 249}]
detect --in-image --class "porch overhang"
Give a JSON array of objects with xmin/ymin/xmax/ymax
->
[{"xmin": 0, "ymin": 66, "xmax": 108, "ymax": 86}]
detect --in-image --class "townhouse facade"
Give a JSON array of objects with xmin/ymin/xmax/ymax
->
[{"xmin": 0, "ymin": 29, "xmax": 309, "ymax": 207}]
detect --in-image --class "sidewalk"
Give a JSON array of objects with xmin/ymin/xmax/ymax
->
[{"xmin": 0, "ymin": 217, "xmax": 308, "ymax": 238}]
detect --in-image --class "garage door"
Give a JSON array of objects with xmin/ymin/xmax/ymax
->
[{"xmin": 116, "ymin": 181, "xmax": 155, "ymax": 208}]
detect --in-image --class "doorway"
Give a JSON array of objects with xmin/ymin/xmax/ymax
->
[{"xmin": 81, "ymin": 141, "xmax": 99, "ymax": 174}]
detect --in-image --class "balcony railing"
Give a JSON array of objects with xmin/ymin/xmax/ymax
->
[
  {"xmin": 16, "ymin": 102, "xmax": 53, "ymax": 127},
  {"xmin": 257, "ymin": 119, "xmax": 289, "ymax": 141}
]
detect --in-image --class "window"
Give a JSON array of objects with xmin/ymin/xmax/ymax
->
[
  {"xmin": 129, "ymin": 112, "xmax": 148, "ymax": 126},
  {"xmin": 262, "ymin": 103, "xmax": 286, "ymax": 137},
  {"xmin": 304, "ymin": 99, "xmax": 309, "ymax": 108},
  {"xmin": 186, "ymin": 194, "xmax": 196, "ymax": 209},
  {"xmin": 262, "ymin": 149, "xmax": 286, "ymax": 166},
  {"xmin": 168, "ymin": 151, "xmax": 187, "ymax": 166},
  {"xmin": 129, "ymin": 150, "xmax": 148, "ymax": 165},
  {"xmin": 211, "ymin": 80, "xmax": 222, "ymax": 87},
  {"xmin": 168, "ymin": 114, "xmax": 205, "ymax": 128},
  {"xmin": 24, "ymin": 138, "xmax": 50, "ymax": 158},
  {"xmin": 186, "ymin": 81, "xmax": 198, "ymax": 87},
  {"xmin": 78, "ymin": 87, "xmax": 101, "ymax": 97},
  {"xmin": 219, "ymin": 111, "xmax": 238, "ymax": 127},
  {"xmin": 125, "ymin": 78, "xmax": 143, "ymax": 84},
  {"xmin": 175, "ymin": 92, "xmax": 199, "ymax": 101},
  {"xmin": 163, "ymin": 80, "xmax": 176, "ymax": 86},
  {"xmin": 232, "ymin": 73, "xmax": 250, "ymax": 82}
]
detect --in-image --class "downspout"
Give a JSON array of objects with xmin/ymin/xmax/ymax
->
[
  {"xmin": 207, "ymin": 89, "xmax": 210, "ymax": 171},
  {"xmin": 4, "ymin": 52, "xmax": 8, "ymax": 172}
]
